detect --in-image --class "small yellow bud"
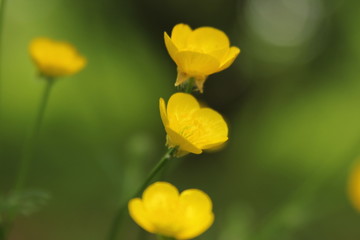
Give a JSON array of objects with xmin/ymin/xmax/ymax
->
[{"xmin": 29, "ymin": 37, "xmax": 86, "ymax": 78}]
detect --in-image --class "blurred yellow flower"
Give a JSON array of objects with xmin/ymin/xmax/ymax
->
[
  {"xmin": 348, "ymin": 161, "xmax": 360, "ymax": 212},
  {"xmin": 29, "ymin": 37, "xmax": 86, "ymax": 78},
  {"xmin": 164, "ymin": 23, "xmax": 240, "ymax": 93},
  {"xmin": 128, "ymin": 181, "xmax": 214, "ymax": 239},
  {"xmin": 160, "ymin": 92, "xmax": 228, "ymax": 156}
]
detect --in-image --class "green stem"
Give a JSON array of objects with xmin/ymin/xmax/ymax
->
[
  {"xmin": 0, "ymin": 0, "xmax": 7, "ymax": 53},
  {"xmin": 135, "ymin": 147, "xmax": 177, "ymax": 197},
  {"xmin": 156, "ymin": 235, "xmax": 175, "ymax": 240},
  {"xmin": 0, "ymin": 0, "xmax": 8, "ymax": 142},
  {"xmin": 184, "ymin": 78, "xmax": 194, "ymax": 93},
  {"xmin": 14, "ymin": 77, "xmax": 55, "ymax": 192},
  {"xmin": 106, "ymin": 147, "xmax": 177, "ymax": 240}
]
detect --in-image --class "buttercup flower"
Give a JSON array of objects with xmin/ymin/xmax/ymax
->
[
  {"xmin": 29, "ymin": 37, "xmax": 86, "ymax": 78},
  {"xmin": 160, "ymin": 92, "xmax": 228, "ymax": 156},
  {"xmin": 164, "ymin": 23, "xmax": 240, "ymax": 93},
  {"xmin": 348, "ymin": 161, "xmax": 360, "ymax": 212},
  {"xmin": 128, "ymin": 182, "xmax": 214, "ymax": 239}
]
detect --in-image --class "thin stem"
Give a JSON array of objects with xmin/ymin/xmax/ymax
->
[
  {"xmin": 0, "ymin": 0, "xmax": 7, "ymax": 53},
  {"xmin": 106, "ymin": 147, "xmax": 177, "ymax": 240},
  {"xmin": 184, "ymin": 78, "xmax": 194, "ymax": 93},
  {"xmin": 136, "ymin": 147, "xmax": 177, "ymax": 197},
  {"xmin": 14, "ymin": 77, "xmax": 55, "ymax": 192},
  {"xmin": 0, "ymin": 0, "xmax": 8, "ymax": 140},
  {"xmin": 156, "ymin": 235, "xmax": 175, "ymax": 240}
]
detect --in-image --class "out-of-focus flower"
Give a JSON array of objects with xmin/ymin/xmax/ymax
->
[
  {"xmin": 128, "ymin": 181, "xmax": 214, "ymax": 239},
  {"xmin": 164, "ymin": 23, "xmax": 240, "ymax": 93},
  {"xmin": 348, "ymin": 161, "xmax": 360, "ymax": 212},
  {"xmin": 160, "ymin": 92, "xmax": 228, "ymax": 156},
  {"xmin": 29, "ymin": 37, "xmax": 86, "ymax": 78}
]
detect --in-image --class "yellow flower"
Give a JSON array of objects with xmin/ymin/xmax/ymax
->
[
  {"xmin": 164, "ymin": 23, "xmax": 240, "ymax": 93},
  {"xmin": 29, "ymin": 37, "xmax": 86, "ymax": 78},
  {"xmin": 348, "ymin": 161, "xmax": 360, "ymax": 212},
  {"xmin": 128, "ymin": 182, "xmax": 214, "ymax": 239},
  {"xmin": 160, "ymin": 92, "xmax": 228, "ymax": 156}
]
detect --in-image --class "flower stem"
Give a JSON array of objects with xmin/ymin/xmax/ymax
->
[
  {"xmin": 14, "ymin": 77, "xmax": 55, "ymax": 192},
  {"xmin": 0, "ymin": 0, "xmax": 8, "ymax": 135},
  {"xmin": 135, "ymin": 147, "xmax": 177, "ymax": 197},
  {"xmin": 157, "ymin": 235, "xmax": 175, "ymax": 240},
  {"xmin": 106, "ymin": 147, "xmax": 177, "ymax": 240},
  {"xmin": 184, "ymin": 78, "xmax": 194, "ymax": 93},
  {"xmin": 0, "ymin": 0, "xmax": 7, "ymax": 51}
]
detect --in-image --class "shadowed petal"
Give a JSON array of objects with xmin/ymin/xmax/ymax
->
[
  {"xmin": 176, "ymin": 189, "xmax": 214, "ymax": 239},
  {"xmin": 189, "ymin": 108, "xmax": 228, "ymax": 148},
  {"xmin": 166, "ymin": 127, "xmax": 202, "ymax": 154},
  {"xmin": 159, "ymin": 98, "xmax": 169, "ymax": 126},
  {"xmin": 218, "ymin": 46, "xmax": 240, "ymax": 71},
  {"xmin": 175, "ymin": 51, "xmax": 220, "ymax": 76},
  {"xmin": 164, "ymin": 32, "xmax": 179, "ymax": 63},
  {"xmin": 128, "ymin": 198, "xmax": 156, "ymax": 233}
]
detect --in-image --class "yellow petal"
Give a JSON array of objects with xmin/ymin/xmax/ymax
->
[
  {"xmin": 166, "ymin": 93, "xmax": 200, "ymax": 121},
  {"xmin": 159, "ymin": 98, "xmax": 169, "ymax": 126},
  {"xmin": 165, "ymin": 127, "xmax": 202, "ymax": 154},
  {"xmin": 180, "ymin": 189, "xmax": 213, "ymax": 215},
  {"xmin": 348, "ymin": 162, "xmax": 360, "ymax": 212},
  {"xmin": 175, "ymin": 51, "xmax": 220, "ymax": 76},
  {"xmin": 29, "ymin": 38, "xmax": 49, "ymax": 59},
  {"xmin": 176, "ymin": 189, "xmax": 214, "ymax": 239},
  {"xmin": 164, "ymin": 32, "xmax": 179, "ymax": 63},
  {"xmin": 128, "ymin": 198, "xmax": 156, "ymax": 233},
  {"xmin": 142, "ymin": 182, "xmax": 179, "ymax": 213},
  {"xmin": 171, "ymin": 23, "xmax": 192, "ymax": 49},
  {"xmin": 142, "ymin": 182, "xmax": 182, "ymax": 236},
  {"xmin": 202, "ymin": 141, "xmax": 227, "ymax": 150},
  {"xmin": 29, "ymin": 37, "xmax": 86, "ymax": 77},
  {"xmin": 218, "ymin": 46, "xmax": 240, "ymax": 71},
  {"xmin": 187, "ymin": 27, "xmax": 229, "ymax": 53},
  {"xmin": 129, "ymin": 182, "xmax": 215, "ymax": 239},
  {"xmin": 189, "ymin": 108, "xmax": 228, "ymax": 148},
  {"xmin": 177, "ymin": 213, "xmax": 214, "ymax": 239},
  {"xmin": 208, "ymin": 47, "xmax": 230, "ymax": 62}
]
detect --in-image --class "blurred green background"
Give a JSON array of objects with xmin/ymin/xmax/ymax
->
[{"xmin": 1, "ymin": 0, "xmax": 360, "ymax": 239}]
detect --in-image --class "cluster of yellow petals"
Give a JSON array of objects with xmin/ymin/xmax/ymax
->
[
  {"xmin": 160, "ymin": 93, "xmax": 228, "ymax": 156},
  {"xmin": 128, "ymin": 182, "xmax": 214, "ymax": 239},
  {"xmin": 164, "ymin": 23, "xmax": 240, "ymax": 92},
  {"xmin": 29, "ymin": 37, "xmax": 86, "ymax": 78},
  {"xmin": 348, "ymin": 162, "xmax": 360, "ymax": 212}
]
